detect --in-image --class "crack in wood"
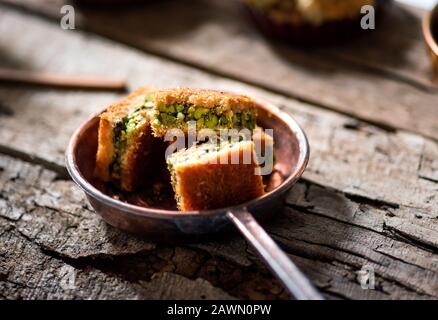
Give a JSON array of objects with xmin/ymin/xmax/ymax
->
[
  {"xmin": 382, "ymin": 222, "xmax": 438, "ymax": 253},
  {"xmin": 342, "ymin": 194, "xmax": 400, "ymax": 210},
  {"xmin": 418, "ymin": 175, "xmax": 438, "ymax": 184},
  {"xmin": 285, "ymin": 202, "xmax": 383, "ymax": 236},
  {"xmin": 0, "ymin": 144, "xmax": 68, "ymax": 179}
]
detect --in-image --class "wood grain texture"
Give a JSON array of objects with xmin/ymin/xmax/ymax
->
[
  {"xmin": 0, "ymin": 157, "xmax": 234, "ymax": 299},
  {"xmin": 1, "ymin": 153, "xmax": 437, "ymax": 299},
  {"xmin": 0, "ymin": 4, "xmax": 437, "ymax": 300},
  {"xmin": 0, "ymin": 7, "xmax": 436, "ymax": 212},
  {"xmin": 2, "ymin": 0, "xmax": 438, "ymax": 139}
]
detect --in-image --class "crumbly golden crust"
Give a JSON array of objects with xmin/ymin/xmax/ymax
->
[
  {"xmin": 154, "ymin": 87, "xmax": 258, "ymax": 110},
  {"xmin": 151, "ymin": 87, "xmax": 259, "ymax": 138},
  {"xmin": 94, "ymin": 117, "xmax": 114, "ymax": 182},
  {"xmin": 101, "ymin": 87, "xmax": 155, "ymax": 124},
  {"xmin": 95, "ymin": 87, "xmax": 268, "ymax": 201},
  {"xmin": 169, "ymin": 141, "xmax": 265, "ymax": 211}
]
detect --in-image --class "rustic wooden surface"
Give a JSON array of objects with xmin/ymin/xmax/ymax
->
[
  {"xmin": 0, "ymin": 1, "xmax": 437, "ymax": 299},
  {"xmin": 3, "ymin": 0, "xmax": 438, "ymax": 139}
]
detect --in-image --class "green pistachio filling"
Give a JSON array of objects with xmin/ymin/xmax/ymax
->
[
  {"xmin": 110, "ymin": 120, "xmax": 126, "ymax": 178},
  {"xmin": 109, "ymin": 97, "xmax": 153, "ymax": 177},
  {"xmin": 154, "ymin": 104, "xmax": 256, "ymax": 131},
  {"xmin": 166, "ymin": 161, "xmax": 180, "ymax": 206}
]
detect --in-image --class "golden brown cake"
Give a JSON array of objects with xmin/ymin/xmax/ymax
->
[
  {"xmin": 167, "ymin": 140, "xmax": 265, "ymax": 211},
  {"xmin": 94, "ymin": 87, "xmax": 167, "ymax": 191},
  {"xmin": 95, "ymin": 87, "xmax": 273, "ymax": 211},
  {"xmin": 151, "ymin": 87, "xmax": 257, "ymax": 137}
]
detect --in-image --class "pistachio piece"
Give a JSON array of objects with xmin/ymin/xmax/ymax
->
[
  {"xmin": 233, "ymin": 113, "xmax": 240, "ymax": 126},
  {"xmin": 197, "ymin": 118, "xmax": 205, "ymax": 127},
  {"xmin": 166, "ymin": 105, "xmax": 176, "ymax": 114},
  {"xmin": 175, "ymin": 104, "xmax": 184, "ymax": 112},
  {"xmin": 158, "ymin": 104, "xmax": 167, "ymax": 112},
  {"xmin": 160, "ymin": 113, "xmax": 175, "ymax": 124},
  {"xmin": 177, "ymin": 112, "xmax": 185, "ymax": 121},
  {"xmin": 241, "ymin": 113, "xmax": 248, "ymax": 127},
  {"xmin": 194, "ymin": 107, "xmax": 209, "ymax": 120},
  {"xmin": 205, "ymin": 114, "xmax": 218, "ymax": 128},
  {"xmin": 248, "ymin": 113, "xmax": 256, "ymax": 129}
]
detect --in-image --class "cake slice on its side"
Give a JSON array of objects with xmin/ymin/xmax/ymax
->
[
  {"xmin": 151, "ymin": 87, "xmax": 258, "ymax": 137},
  {"xmin": 166, "ymin": 140, "xmax": 265, "ymax": 211},
  {"xmin": 94, "ymin": 87, "xmax": 167, "ymax": 191}
]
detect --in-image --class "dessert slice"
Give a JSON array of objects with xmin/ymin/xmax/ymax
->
[
  {"xmin": 167, "ymin": 140, "xmax": 265, "ymax": 211},
  {"xmin": 151, "ymin": 87, "xmax": 257, "ymax": 137},
  {"xmin": 94, "ymin": 87, "xmax": 167, "ymax": 191}
]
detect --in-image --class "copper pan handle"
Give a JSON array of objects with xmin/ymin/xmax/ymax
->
[{"xmin": 227, "ymin": 208, "xmax": 323, "ymax": 300}]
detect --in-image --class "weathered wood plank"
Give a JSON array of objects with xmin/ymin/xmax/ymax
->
[
  {"xmin": 284, "ymin": 184, "xmax": 438, "ymax": 295},
  {"xmin": 1, "ymin": 153, "xmax": 437, "ymax": 299},
  {"xmin": 287, "ymin": 183, "xmax": 438, "ymax": 255},
  {"xmin": 0, "ymin": 5, "xmax": 437, "ymax": 300},
  {"xmin": 327, "ymin": 3, "xmax": 432, "ymax": 87},
  {"xmin": 419, "ymin": 140, "xmax": 438, "ymax": 183},
  {"xmin": 0, "ymin": 7, "xmax": 436, "ymax": 213},
  {"xmin": 0, "ymin": 154, "xmax": 276, "ymax": 299},
  {"xmin": 0, "ymin": 222, "xmax": 234, "ymax": 300},
  {"xmin": 2, "ymin": 0, "xmax": 438, "ymax": 139}
]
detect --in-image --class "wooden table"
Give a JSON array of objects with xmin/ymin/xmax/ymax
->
[{"xmin": 0, "ymin": 0, "xmax": 437, "ymax": 300}]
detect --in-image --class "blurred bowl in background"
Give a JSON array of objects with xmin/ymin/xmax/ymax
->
[
  {"xmin": 241, "ymin": 0, "xmax": 386, "ymax": 45},
  {"xmin": 72, "ymin": 0, "xmax": 151, "ymax": 8},
  {"xmin": 423, "ymin": 2, "xmax": 438, "ymax": 83}
]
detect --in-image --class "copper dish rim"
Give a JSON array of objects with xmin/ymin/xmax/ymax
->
[
  {"xmin": 65, "ymin": 94, "xmax": 310, "ymax": 219},
  {"xmin": 423, "ymin": 3, "xmax": 438, "ymax": 56}
]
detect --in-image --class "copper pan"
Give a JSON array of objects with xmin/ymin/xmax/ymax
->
[
  {"xmin": 423, "ymin": 2, "xmax": 438, "ymax": 83},
  {"xmin": 66, "ymin": 93, "xmax": 322, "ymax": 300}
]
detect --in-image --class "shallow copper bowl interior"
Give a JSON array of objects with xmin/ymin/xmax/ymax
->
[
  {"xmin": 423, "ymin": 3, "xmax": 438, "ymax": 82},
  {"xmin": 66, "ymin": 96, "xmax": 309, "ymax": 240}
]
